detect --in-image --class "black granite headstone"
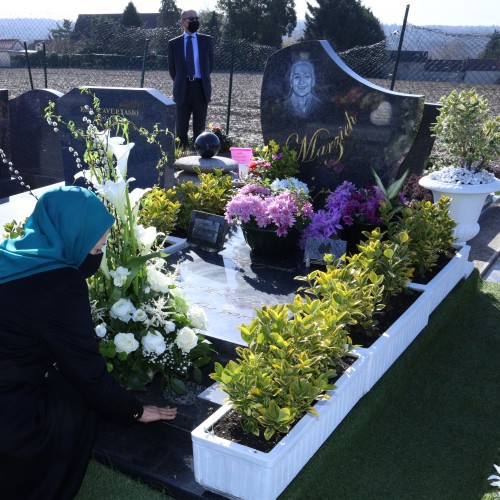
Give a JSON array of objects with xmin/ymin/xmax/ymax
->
[
  {"xmin": 0, "ymin": 90, "xmax": 10, "ymax": 181},
  {"xmin": 8, "ymin": 89, "xmax": 64, "ymax": 190},
  {"xmin": 261, "ymin": 41, "xmax": 424, "ymax": 198},
  {"xmin": 56, "ymin": 87, "xmax": 176, "ymax": 190},
  {"xmin": 396, "ymin": 101, "xmax": 442, "ymax": 179}
]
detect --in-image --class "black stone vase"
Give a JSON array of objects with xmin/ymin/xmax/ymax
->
[{"xmin": 241, "ymin": 224, "xmax": 300, "ymax": 255}]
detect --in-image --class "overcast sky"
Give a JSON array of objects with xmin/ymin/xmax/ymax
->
[{"xmin": 4, "ymin": 0, "xmax": 499, "ymax": 26}]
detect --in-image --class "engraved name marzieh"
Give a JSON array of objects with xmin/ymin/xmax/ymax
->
[{"xmin": 286, "ymin": 111, "xmax": 356, "ymax": 165}]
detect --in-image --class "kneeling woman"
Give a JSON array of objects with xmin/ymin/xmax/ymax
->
[{"xmin": 0, "ymin": 186, "xmax": 176, "ymax": 499}]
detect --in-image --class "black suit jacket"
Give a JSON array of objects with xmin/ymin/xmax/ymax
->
[{"xmin": 167, "ymin": 33, "xmax": 214, "ymax": 105}]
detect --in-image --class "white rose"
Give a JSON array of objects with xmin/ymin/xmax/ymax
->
[
  {"xmin": 176, "ymin": 327, "xmax": 198, "ymax": 353},
  {"xmin": 132, "ymin": 308, "xmax": 148, "ymax": 322},
  {"xmin": 114, "ymin": 332, "xmax": 139, "ymax": 354},
  {"xmin": 147, "ymin": 267, "xmax": 173, "ymax": 294},
  {"xmin": 109, "ymin": 266, "xmax": 131, "ymax": 287},
  {"xmin": 164, "ymin": 320, "xmax": 176, "ymax": 333},
  {"xmin": 141, "ymin": 330, "xmax": 167, "ymax": 355},
  {"xmin": 188, "ymin": 305, "xmax": 208, "ymax": 330},
  {"xmin": 95, "ymin": 323, "xmax": 107, "ymax": 338},
  {"xmin": 110, "ymin": 298, "xmax": 136, "ymax": 323}
]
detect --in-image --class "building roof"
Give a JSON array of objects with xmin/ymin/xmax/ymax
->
[{"xmin": 0, "ymin": 39, "xmax": 23, "ymax": 50}]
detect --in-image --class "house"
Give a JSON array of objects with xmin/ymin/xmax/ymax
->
[
  {"xmin": 423, "ymin": 59, "xmax": 466, "ymax": 82},
  {"xmin": 0, "ymin": 39, "xmax": 23, "ymax": 67},
  {"xmin": 464, "ymin": 58, "xmax": 500, "ymax": 84},
  {"xmin": 384, "ymin": 50, "xmax": 428, "ymax": 80}
]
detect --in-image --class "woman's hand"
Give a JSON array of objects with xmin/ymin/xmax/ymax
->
[{"xmin": 138, "ymin": 405, "xmax": 177, "ymax": 423}]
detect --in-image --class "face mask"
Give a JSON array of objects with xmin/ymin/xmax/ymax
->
[
  {"xmin": 78, "ymin": 252, "xmax": 103, "ymax": 279},
  {"xmin": 188, "ymin": 20, "xmax": 199, "ymax": 33}
]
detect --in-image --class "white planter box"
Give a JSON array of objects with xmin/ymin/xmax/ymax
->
[
  {"xmin": 192, "ymin": 351, "xmax": 369, "ymax": 500},
  {"xmin": 408, "ymin": 244, "xmax": 472, "ymax": 315},
  {"xmin": 192, "ymin": 247, "xmax": 471, "ymax": 499}
]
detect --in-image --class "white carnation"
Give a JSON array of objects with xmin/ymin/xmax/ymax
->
[
  {"xmin": 114, "ymin": 332, "xmax": 139, "ymax": 354},
  {"xmin": 109, "ymin": 266, "xmax": 131, "ymax": 287},
  {"xmin": 132, "ymin": 308, "xmax": 147, "ymax": 322},
  {"xmin": 176, "ymin": 326, "xmax": 198, "ymax": 353}
]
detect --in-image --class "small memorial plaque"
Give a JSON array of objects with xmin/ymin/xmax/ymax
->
[
  {"xmin": 304, "ymin": 237, "xmax": 347, "ymax": 266},
  {"xmin": 187, "ymin": 210, "xmax": 228, "ymax": 251}
]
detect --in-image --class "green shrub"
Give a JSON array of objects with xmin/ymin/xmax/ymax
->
[
  {"xmin": 138, "ymin": 187, "xmax": 180, "ymax": 236},
  {"xmin": 380, "ymin": 198, "xmax": 456, "ymax": 279},
  {"xmin": 212, "ymin": 296, "xmax": 352, "ymax": 440}
]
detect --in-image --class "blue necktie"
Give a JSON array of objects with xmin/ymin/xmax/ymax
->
[{"xmin": 186, "ymin": 36, "xmax": 195, "ymax": 78}]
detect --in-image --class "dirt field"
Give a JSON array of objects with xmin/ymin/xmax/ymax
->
[{"xmin": 1, "ymin": 67, "xmax": 498, "ymax": 145}]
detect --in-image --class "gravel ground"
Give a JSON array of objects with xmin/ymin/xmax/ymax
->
[{"xmin": 1, "ymin": 67, "xmax": 498, "ymax": 145}]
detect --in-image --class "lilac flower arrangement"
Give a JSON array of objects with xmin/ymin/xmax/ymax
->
[
  {"xmin": 225, "ymin": 178, "xmax": 314, "ymax": 237},
  {"xmin": 303, "ymin": 181, "xmax": 386, "ymax": 240}
]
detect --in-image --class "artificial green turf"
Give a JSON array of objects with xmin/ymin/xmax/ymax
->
[
  {"xmin": 76, "ymin": 460, "xmax": 171, "ymax": 499},
  {"xmin": 281, "ymin": 270, "xmax": 500, "ymax": 499}
]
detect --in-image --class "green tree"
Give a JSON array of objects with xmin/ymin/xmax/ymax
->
[
  {"xmin": 302, "ymin": 0, "xmax": 385, "ymax": 52},
  {"xmin": 216, "ymin": 0, "xmax": 296, "ymax": 48},
  {"xmin": 158, "ymin": 0, "xmax": 181, "ymax": 28},
  {"xmin": 201, "ymin": 10, "xmax": 223, "ymax": 40},
  {"xmin": 120, "ymin": 2, "xmax": 143, "ymax": 28},
  {"xmin": 480, "ymin": 30, "xmax": 500, "ymax": 59},
  {"xmin": 49, "ymin": 19, "xmax": 73, "ymax": 39}
]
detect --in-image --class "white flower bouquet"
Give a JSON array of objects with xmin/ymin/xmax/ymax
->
[{"xmin": 45, "ymin": 93, "xmax": 212, "ymax": 392}]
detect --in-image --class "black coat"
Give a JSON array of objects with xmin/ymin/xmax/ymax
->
[
  {"xmin": 0, "ymin": 268, "xmax": 143, "ymax": 499},
  {"xmin": 167, "ymin": 33, "xmax": 214, "ymax": 104}
]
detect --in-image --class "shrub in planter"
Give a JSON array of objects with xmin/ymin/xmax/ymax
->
[
  {"xmin": 144, "ymin": 169, "xmax": 235, "ymax": 237},
  {"xmin": 138, "ymin": 187, "xmax": 180, "ymax": 236},
  {"xmin": 211, "ymin": 295, "xmax": 352, "ymax": 440},
  {"xmin": 380, "ymin": 197, "xmax": 456, "ymax": 279},
  {"xmin": 297, "ymin": 252, "xmax": 385, "ymax": 334}
]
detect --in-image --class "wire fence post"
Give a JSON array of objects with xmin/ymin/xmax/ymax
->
[
  {"xmin": 390, "ymin": 4, "xmax": 410, "ymax": 91},
  {"xmin": 42, "ymin": 42, "xmax": 48, "ymax": 88},
  {"xmin": 140, "ymin": 39, "xmax": 150, "ymax": 88},
  {"xmin": 23, "ymin": 41, "xmax": 34, "ymax": 90},
  {"xmin": 226, "ymin": 37, "xmax": 235, "ymax": 136}
]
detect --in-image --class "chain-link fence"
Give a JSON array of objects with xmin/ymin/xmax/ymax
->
[{"xmin": 0, "ymin": 18, "xmax": 498, "ymax": 143}]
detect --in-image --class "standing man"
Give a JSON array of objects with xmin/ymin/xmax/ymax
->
[{"xmin": 168, "ymin": 10, "xmax": 214, "ymax": 149}]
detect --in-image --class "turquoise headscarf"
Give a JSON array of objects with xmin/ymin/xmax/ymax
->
[{"xmin": 0, "ymin": 186, "xmax": 115, "ymax": 284}]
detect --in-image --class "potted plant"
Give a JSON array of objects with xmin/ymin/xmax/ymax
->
[
  {"xmin": 224, "ymin": 177, "xmax": 314, "ymax": 254},
  {"xmin": 419, "ymin": 88, "xmax": 500, "ymax": 244}
]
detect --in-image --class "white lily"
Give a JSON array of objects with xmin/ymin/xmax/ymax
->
[
  {"xmin": 95, "ymin": 178, "xmax": 130, "ymax": 223},
  {"xmin": 130, "ymin": 187, "xmax": 152, "ymax": 220},
  {"xmin": 135, "ymin": 224, "xmax": 158, "ymax": 255},
  {"xmin": 99, "ymin": 245, "xmax": 110, "ymax": 278},
  {"xmin": 488, "ymin": 464, "xmax": 500, "ymax": 489},
  {"xmin": 110, "ymin": 140, "xmax": 135, "ymax": 179}
]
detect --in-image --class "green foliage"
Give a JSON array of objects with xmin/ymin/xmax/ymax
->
[
  {"xmin": 158, "ymin": 0, "xmax": 181, "ymax": 29},
  {"xmin": 121, "ymin": 2, "xmax": 143, "ymax": 28},
  {"xmin": 212, "ymin": 296, "xmax": 352, "ymax": 439},
  {"xmin": 302, "ymin": 0, "xmax": 385, "ymax": 51},
  {"xmin": 157, "ymin": 169, "xmax": 235, "ymax": 236},
  {"xmin": 380, "ymin": 198, "xmax": 456, "ymax": 279},
  {"xmin": 138, "ymin": 186, "xmax": 180, "ymax": 236},
  {"xmin": 2, "ymin": 218, "xmax": 26, "ymax": 240},
  {"xmin": 251, "ymin": 140, "xmax": 299, "ymax": 182},
  {"xmin": 431, "ymin": 88, "xmax": 500, "ymax": 170},
  {"xmin": 298, "ymin": 252, "xmax": 385, "ymax": 334},
  {"xmin": 49, "ymin": 19, "xmax": 73, "ymax": 40},
  {"xmin": 354, "ymin": 228, "xmax": 414, "ymax": 303},
  {"xmin": 216, "ymin": 0, "xmax": 296, "ymax": 47},
  {"xmin": 480, "ymin": 29, "xmax": 500, "ymax": 59}
]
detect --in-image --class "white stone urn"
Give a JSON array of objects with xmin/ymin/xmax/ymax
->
[{"xmin": 419, "ymin": 175, "xmax": 500, "ymax": 245}]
